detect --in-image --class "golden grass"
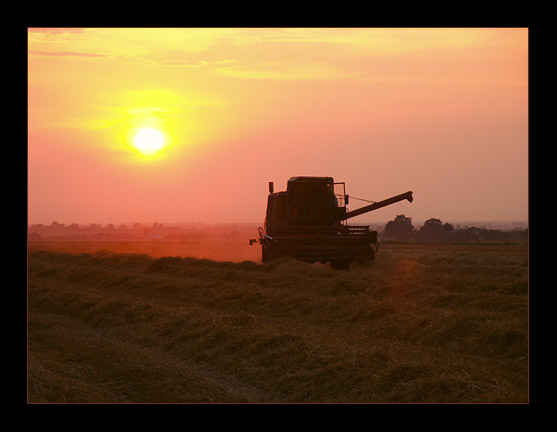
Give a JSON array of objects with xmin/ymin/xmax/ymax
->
[{"xmin": 27, "ymin": 242, "xmax": 528, "ymax": 403}]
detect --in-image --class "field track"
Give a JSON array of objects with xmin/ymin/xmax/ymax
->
[{"xmin": 27, "ymin": 241, "xmax": 528, "ymax": 403}]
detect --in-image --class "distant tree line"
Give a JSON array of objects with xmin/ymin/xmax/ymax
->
[
  {"xmin": 27, "ymin": 221, "xmax": 247, "ymax": 242},
  {"xmin": 382, "ymin": 215, "xmax": 528, "ymax": 243},
  {"xmin": 28, "ymin": 217, "xmax": 528, "ymax": 244}
]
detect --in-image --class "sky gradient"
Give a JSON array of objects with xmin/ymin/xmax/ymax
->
[{"xmin": 28, "ymin": 28, "xmax": 528, "ymax": 226}]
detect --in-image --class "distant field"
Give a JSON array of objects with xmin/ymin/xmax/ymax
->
[{"xmin": 27, "ymin": 241, "xmax": 529, "ymax": 403}]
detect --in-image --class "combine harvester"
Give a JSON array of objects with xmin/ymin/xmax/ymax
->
[{"xmin": 250, "ymin": 176, "xmax": 413, "ymax": 270}]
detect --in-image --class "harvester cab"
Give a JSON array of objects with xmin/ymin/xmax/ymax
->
[{"xmin": 251, "ymin": 176, "xmax": 413, "ymax": 270}]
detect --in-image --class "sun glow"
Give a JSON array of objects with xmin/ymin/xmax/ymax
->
[{"xmin": 133, "ymin": 128, "xmax": 165, "ymax": 156}]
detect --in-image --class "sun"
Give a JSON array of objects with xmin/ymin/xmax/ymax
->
[{"xmin": 133, "ymin": 128, "xmax": 165, "ymax": 156}]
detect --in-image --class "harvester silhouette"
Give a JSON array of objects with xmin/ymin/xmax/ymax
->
[{"xmin": 250, "ymin": 176, "xmax": 413, "ymax": 270}]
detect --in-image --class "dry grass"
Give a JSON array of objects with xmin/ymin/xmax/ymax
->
[{"xmin": 27, "ymin": 241, "xmax": 529, "ymax": 403}]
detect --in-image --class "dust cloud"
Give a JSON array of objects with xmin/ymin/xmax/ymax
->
[{"xmin": 27, "ymin": 222, "xmax": 263, "ymax": 262}]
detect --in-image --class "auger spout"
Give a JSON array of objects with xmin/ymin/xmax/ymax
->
[{"xmin": 345, "ymin": 191, "xmax": 413, "ymax": 220}]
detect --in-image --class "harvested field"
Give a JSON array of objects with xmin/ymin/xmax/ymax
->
[{"xmin": 27, "ymin": 241, "xmax": 529, "ymax": 403}]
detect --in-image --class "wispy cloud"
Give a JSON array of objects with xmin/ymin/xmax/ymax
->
[
  {"xmin": 159, "ymin": 60, "xmax": 208, "ymax": 67},
  {"xmin": 214, "ymin": 61, "xmax": 364, "ymax": 81},
  {"xmin": 158, "ymin": 59, "xmax": 237, "ymax": 68},
  {"xmin": 28, "ymin": 50, "xmax": 109, "ymax": 58},
  {"xmin": 28, "ymin": 28, "xmax": 86, "ymax": 40}
]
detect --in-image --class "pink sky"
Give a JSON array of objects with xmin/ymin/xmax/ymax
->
[{"xmin": 28, "ymin": 28, "xmax": 528, "ymax": 226}]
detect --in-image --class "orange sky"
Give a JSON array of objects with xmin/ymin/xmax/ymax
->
[{"xmin": 28, "ymin": 28, "xmax": 528, "ymax": 226}]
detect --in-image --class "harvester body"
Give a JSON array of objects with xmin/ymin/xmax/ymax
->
[{"xmin": 251, "ymin": 176, "xmax": 413, "ymax": 269}]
